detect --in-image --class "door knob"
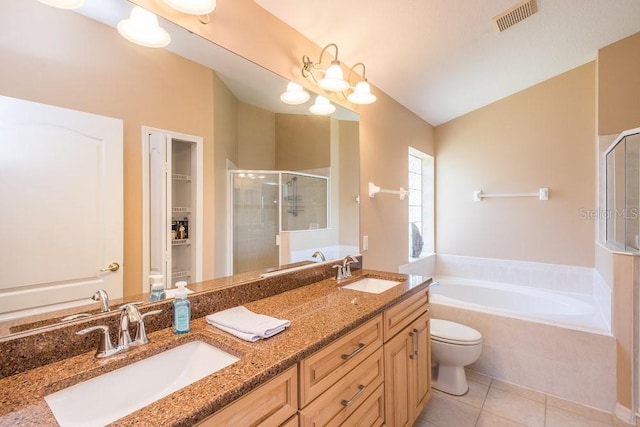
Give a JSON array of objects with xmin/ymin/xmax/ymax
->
[{"xmin": 100, "ymin": 262, "xmax": 120, "ymax": 272}]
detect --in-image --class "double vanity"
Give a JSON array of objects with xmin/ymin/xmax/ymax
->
[{"xmin": 0, "ymin": 263, "xmax": 431, "ymax": 426}]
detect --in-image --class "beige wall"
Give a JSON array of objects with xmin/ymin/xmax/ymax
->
[
  {"xmin": 339, "ymin": 121, "xmax": 361, "ymax": 247},
  {"xmin": 131, "ymin": 0, "xmax": 435, "ymax": 273},
  {"xmin": 598, "ymin": 32, "xmax": 640, "ymax": 136},
  {"xmin": 237, "ymin": 103, "xmax": 275, "ymax": 170},
  {"xmin": 275, "ymin": 115, "xmax": 330, "ymax": 171},
  {"xmin": 435, "ymin": 63, "xmax": 596, "ymax": 267},
  {"xmin": 0, "ymin": 1, "xmax": 216, "ymax": 295}
]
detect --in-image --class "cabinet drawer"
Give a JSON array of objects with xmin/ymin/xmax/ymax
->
[
  {"xmin": 197, "ymin": 365, "xmax": 297, "ymax": 427},
  {"xmin": 340, "ymin": 383, "xmax": 385, "ymax": 427},
  {"xmin": 383, "ymin": 288, "xmax": 429, "ymax": 341},
  {"xmin": 299, "ymin": 347, "xmax": 384, "ymax": 427},
  {"xmin": 299, "ymin": 315, "xmax": 383, "ymax": 406}
]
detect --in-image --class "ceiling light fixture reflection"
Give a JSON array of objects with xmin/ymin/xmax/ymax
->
[
  {"xmin": 117, "ymin": 6, "xmax": 171, "ymax": 48},
  {"xmin": 280, "ymin": 82, "xmax": 311, "ymax": 105},
  {"xmin": 309, "ymin": 96, "xmax": 336, "ymax": 115},
  {"xmin": 36, "ymin": 0, "xmax": 83, "ymax": 9},
  {"xmin": 163, "ymin": 0, "xmax": 217, "ymax": 15}
]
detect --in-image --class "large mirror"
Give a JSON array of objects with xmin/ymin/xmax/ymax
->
[{"xmin": 0, "ymin": 0, "xmax": 359, "ymax": 336}]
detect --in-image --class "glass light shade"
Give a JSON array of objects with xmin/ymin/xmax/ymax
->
[
  {"xmin": 309, "ymin": 96, "xmax": 336, "ymax": 115},
  {"xmin": 117, "ymin": 7, "xmax": 171, "ymax": 49},
  {"xmin": 319, "ymin": 61, "xmax": 349, "ymax": 92},
  {"xmin": 37, "ymin": 0, "xmax": 83, "ymax": 9},
  {"xmin": 280, "ymin": 82, "xmax": 310, "ymax": 105},
  {"xmin": 347, "ymin": 81, "xmax": 377, "ymax": 105},
  {"xmin": 163, "ymin": 0, "xmax": 216, "ymax": 15}
]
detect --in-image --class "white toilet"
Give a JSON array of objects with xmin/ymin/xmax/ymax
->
[{"xmin": 430, "ymin": 319, "xmax": 483, "ymax": 396}]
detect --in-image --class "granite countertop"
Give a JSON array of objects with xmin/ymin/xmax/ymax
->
[{"xmin": 0, "ymin": 270, "xmax": 431, "ymax": 426}]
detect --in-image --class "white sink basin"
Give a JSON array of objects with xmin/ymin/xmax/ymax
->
[
  {"xmin": 341, "ymin": 277, "xmax": 401, "ymax": 294},
  {"xmin": 45, "ymin": 340, "xmax": 239, "ymax": 427}
]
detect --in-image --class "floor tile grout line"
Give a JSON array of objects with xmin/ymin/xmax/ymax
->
[{"xmin": 474, "ymin": 377, "xmax": 492, "ymax": 426}]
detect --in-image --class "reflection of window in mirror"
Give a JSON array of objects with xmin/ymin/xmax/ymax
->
[{"xmin": 408, "ymin": 147, "xmax": 434, "ymax": 259}]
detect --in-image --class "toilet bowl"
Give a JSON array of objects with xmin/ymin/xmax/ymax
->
[{"xmin": 430, "ymin": 319, "xmax": 482, "ymax": 396}]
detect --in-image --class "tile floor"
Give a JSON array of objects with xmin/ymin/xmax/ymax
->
[{"xmin": 415, "ymin": 370, "xmax": 617, "ymax": 427}]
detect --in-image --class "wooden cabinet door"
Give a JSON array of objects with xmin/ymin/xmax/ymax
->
[
  {"xmin": 410, "ymin": 313, "xmax": 432, "ymax": 419},
  {"xmin": 384, "ymin": 329, "xmax": 412, "ymax": 427}
]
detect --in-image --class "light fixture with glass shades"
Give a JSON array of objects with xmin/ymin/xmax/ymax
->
[
  {"xmin": 36, "ymin": 0, "xmax": 83, "ymax": 9},
  {"xmin": 301, "ymin": 43, "xmax": 376, "ymax": 106},
  {"xmin": 117, "ymin": 6, "xmax": 171, "ymax": 48},
  {"xmin": 280, "ymin": 82, "xmax": 311, "ymax": 105},
  {"xmin": 309, "ymin": 96, "xmax": 336, "ymax": 116},
  {"xmin": 346, "ymin": 63, "xmax": 377, "ymax": 105},
  {"xmin": 163, "ymin": 0, "xmax": 217, "ymax": 15}
]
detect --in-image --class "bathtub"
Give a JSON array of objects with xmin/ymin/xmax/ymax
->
[
  {"xmin": 430, "ymin": 276, "xmax": 609, "ymax": 335},
  {"xmin": 428, "ymin": 276, "xmax": 616, "ymax": 411}
]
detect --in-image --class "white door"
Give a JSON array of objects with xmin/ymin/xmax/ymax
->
[{"xmin": 0, "ymin": 95, "xmax": 123, "ymax": 318}]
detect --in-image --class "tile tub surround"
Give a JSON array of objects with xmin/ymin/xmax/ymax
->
[
  {"xmin": 0, "ymin": 269, "xmax": 431, "ymax": 426},
  {"xmin": 0, "ymin": 259, "xmax": 361, "ymax": 378},
  {"xmin": 431, "ymin": 302, "xmax": 616, "ymax": 412},
  {"xmin": 435, "ymin": 254, "xmax": 598, "ymax": 295}
]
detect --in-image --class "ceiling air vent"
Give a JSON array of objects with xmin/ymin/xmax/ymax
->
[{"xmin": 493, "ymin": 0, "xmax": 538, "ymax": 32}]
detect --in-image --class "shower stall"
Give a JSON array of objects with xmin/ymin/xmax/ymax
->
[{"xmin": 230, "ymin": 170, "xmax": 329, "ymax": 275}]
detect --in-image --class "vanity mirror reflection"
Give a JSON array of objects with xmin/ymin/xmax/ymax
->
[{"xmin": 0, "ymin": 0, "xmax": 360, "ymax": 336}]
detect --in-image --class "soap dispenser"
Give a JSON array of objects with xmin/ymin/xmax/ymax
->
[
  {"xmin": 172, "ymin": 281, "xmax": 191, "ymax": 334},
  {"xmin": 149, "ymin": 274, "xmax": 166, "ymax": 302}
]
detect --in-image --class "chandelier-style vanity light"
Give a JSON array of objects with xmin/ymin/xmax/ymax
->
[
  {"xmin": 300, "ymin": 43, "xmax": 377, "ymax": 107},
  {"xmin": 117, "ymin": 6, "xmax": 171, "ymax": 48},
  {"xmin": 36, "ymin": 0, "xmax": 83, "ymax": 9}
]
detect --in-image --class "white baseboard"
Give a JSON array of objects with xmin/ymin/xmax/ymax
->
[{"xmin": 615, "ymin": 403, "xmax": 635, "ymax": 425}]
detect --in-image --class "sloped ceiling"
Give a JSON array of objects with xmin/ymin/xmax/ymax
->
[{"xmin": 253, "ymin": 0, "xmax": 640, "ymax": 125}]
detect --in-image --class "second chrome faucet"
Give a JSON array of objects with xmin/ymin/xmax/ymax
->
[{"xmin": 77, "ymin": 304, "xmax": 161, "ymax": 359}]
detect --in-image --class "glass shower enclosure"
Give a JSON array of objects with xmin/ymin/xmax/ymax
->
[
  {"xmin": 230, "ymin": 170, "xmax": 329, "ymax": 275},
  {"xmin": 605, "ymin": 128, "xmax": 640, "ymax": 251}
]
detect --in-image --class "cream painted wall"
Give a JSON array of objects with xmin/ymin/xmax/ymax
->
[
  {"xmin": 275, "ymin": 115, "xmax": 330, "ymax": 171},
  {"xmin": 0, "ymin": 1, "xmax": 216, "ymax": 296},
  {"xmin": 131, "ymin": 0, "xmax": 435, "ymax": 273},
  {"xmin": 237, "ymin": 103, "xmax": 275, "ymax": 170},
  {"xmin": 435, "ymin": 63, "xmax": 596, "ymax": 267},
  {"xmin": 598, "ymin": 32, "xmax": 640, "ymax": 136}
]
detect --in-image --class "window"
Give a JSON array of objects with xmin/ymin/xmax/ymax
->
[{"xmin": 408, "ymin": 147, "xmax": 434, "ymax": 259}]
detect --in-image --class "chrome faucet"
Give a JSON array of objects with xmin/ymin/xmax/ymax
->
[
  {"xmin": 91, "ymin": 289, "xmax": 110, "ymax": 313},
  {"xmin": 312, "ymin": 251, "xmax": 326, "ymax": 262},
  {"xmin": 342, "ymin": 255, "xmax": 359, "ymax": 278},
  {"xmin": 77, "ymin": 305, "xmax": 161, "ymax": 359}
]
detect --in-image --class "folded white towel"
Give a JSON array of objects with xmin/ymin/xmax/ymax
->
[{"xmin": 205, "ymin": 306, "xmax": 290, "ymax": 342}]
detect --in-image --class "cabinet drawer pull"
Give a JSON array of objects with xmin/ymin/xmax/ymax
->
[
  {"xmin": 341, "ymin": 385, "xmax": 366, "ymax": 407},
  {"xmin": 409, "ymin": 332, "xmax": 415, "ymax": 359},
  {"xmin": 413, "ymin": 328, "xmax": 419, "ymax": 357},
  {"xmin": 341, "ymin": 342, "xmax": 366, "ymax": 360}
]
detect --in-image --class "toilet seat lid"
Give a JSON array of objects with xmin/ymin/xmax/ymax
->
[{"xmin": 431, "ymin": 319, "xmax": 482, "ymax": 345}]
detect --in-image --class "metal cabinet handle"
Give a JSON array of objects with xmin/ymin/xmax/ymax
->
[
  {"xmin": 100, "ymin": 262, "xmax": 120, "ymax": 272},
  {"xmin": 341, "ymin": 385, "xmax": 366, "ymax": 407},
  {"xmin": 409, "ymin": 331, "xmax": 416, "ymax": 359},
  {"xmin": 341, "ymin": 342, "xmax": 366, "ymax": 360},
  {"xmin": 413, "ymin": 328, "xmax": 419, "ymax": 357}
]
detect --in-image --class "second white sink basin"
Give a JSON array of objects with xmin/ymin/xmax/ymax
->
[
  {"xmin": 45, "ymin": 340, "xmax": 239, "ymax": 427},
  {"xmin": 341, "ymin": 277, "xmax": 401, "ymax": 294}
]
